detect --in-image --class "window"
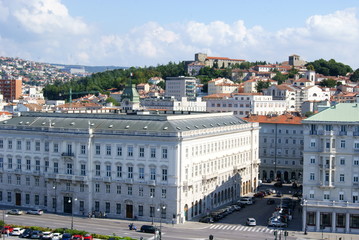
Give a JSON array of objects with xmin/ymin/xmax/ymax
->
[
  {"xmin": 339, "ymin": 174, "xmax": 345, "ymax": 182},
  {"xmin": 79, "ymin": 201, "xmax": 84, "ymax": 212},
  {"xmin": 105, "ymin": 202, "xmax": 110, "ymax": 213},
  {"xmin": 310, "ymin": 139, "xmax": 316, "ymax": 147},
  {"xmin": 95, "ymin": 201, "xmax": 100, "ymax": 211},
  {"xmin": 161, "ymin": 189, "xmax": 166, "ymax": 198},
  {"xmin": 35, "ymin": 141, "xmax": 40, "ymax": 151},
  {"xmin": 139, "ymin": 147, "xmax": 144, "ymax": 157},
  {"xmin": 150, "ymin": 148, "xmax": 156, "ymax": 158},
  {"xmin": 95, "ymin": 183, "xmax": 100, "ymax": 192},
  {"xmin": 310, "ymin": 157, "xmax": 315, "ymax": 164},
  {"xmin": 162, "ymin": 169, "xmax": 168, "ymax": 181},
  {"xmin": 0, "ymin": 158, "xmax": 3, "ymax": 169},
  {"xmin": 354, "ymin": 175, "xmax": 359, "ymax": 183},
  {"xmin": 16, "ymin": 140, "xmax": 22, "ymax": 150},
  {"xmin": 35, "ymin": 177, "xmax": 39, "ymax": 186},
  {"xmin": 80, "ymin": 184, "xmax": 85, "ymax": 192},
  {"xmin": 150, "ymin": 206, "xmax": 155, "ymax": 218},
  {"xmin": 350, "ymin": 215, "xmax": 359, "ymax": 228},
  {"xmin": 0, "ymin": 139, "xmax": 3, "ymax": 149},
  {"xmin": 106, "ymin": 145, "xmax": 111, "ymax": 155},
  {"xmin": 355, "ymin": 142, "xmax": 359, "ymax": 149},
  {"xmin": 106, "ymin": 184, "xmax": 111, "ymax": 193},
  {"xmin": 44, "ymin": 160, "xmax": 49, "ymax": 172},
  {"xmin": 32, "ymin": 160, "xmax": 39, "ymax": 172},
  {"xmin": 310, "ymin": 173, "xmax": 315, "ymax": 180},
  {"xmin": 340, "ymin": 158, "xmax": 345, "ymax": 165},
  {"xmin": 340, "ymin": 140, "xmax": 346, "ymax": 148},
  {"xmin": 128, "ymin": 186, "xmax": 132, "ymax": 195},
  {"xmin": 336, "ymin": 213, "xmax": 345, "ymax": 228},
  {"xmin": 354, "ymin": 159, "xmax": 359, "ymax": 166},
  {"xmin": 54, "ymin": 162, "xmax": 59, "ymax": 173},
  {"xmin": 117, "ymin": 146, "xmax": 122, "ymax": 156},
  {"xmin": 162, "ymin": 148, "xmax": 168, "ymax": 159},
  {"xmin": 106, "ymin": 165, "xmax": 111, "ymax": 177},
  {"xmin": 321, "ymin": 212, "xmax": 331, "ymax": 227},
  {"xmin": 128, "ymin": 166, "xmax": 133, "ymax": 178},
  {"xmin": 325, "ymin": 125, "xmax": 332, "ymax": 131},
  {"xmin": 139, "ymin": 186, "xmax": 143, "ymax": 196},
  {"xmin": 339, "ymin": 193, "xmax": 344, "ymax": 201},
  {"xmin": 53, "ymin": 143, "xmax": 58, "ymax": 153},
  {"xmin": 138, "ymin": 205, "xmax": 143, "ymax": 216},
  {"xmin": 26, "ymin": 194, "xmax": 30, "ymax": 204},
  {"xmin": 35, "ymin": 195, "xmax": 39, "ymax": 205},
  {"xmin": 16, "ymin": 176, "xmax": 21, "ymax": 185},
  {"xmin": 324, "ymin": 192, "xmax": 330, "ymax": 200},
  {"xmin": 67, "ymin": 163, "xmax": 73, "ymax": 175},
  {"xmin": 150, "ymin": 168, "xmax": 156, "ymax": 180},
  {"xmin": 25, "ymin": 159, "xmax": 31, "ymax": 170},
  {"xmin": 8, "ymin": 140, "xmax": 12, "ymax": 150},
  {"xmin": 95, "ymin": 165, "xmax": 101, "ymax": 176},
  {"xmin": 17, "ymin": 158, "xmax": 21, "ymax": 170},
  {"xmin": 116, "ymin": 185, "xmax": 121, "ymax": 194},
  {"xmin": 117, "ymin": 166, "xmax": 122, "ymax": 178},
  {"xmin": 26, "ymin": 177, "xmax": 30, "ymax": 186},
  {"xmin": 127, "ymin": 146, "xmax": 133, "ymax": 157},
  {"xmin": 81, "ymin": 164, "xmax": 86, "ymax": 176},
  {"xmin": 116, "ymin": 203, "xmax": 121, "ymax": 214},
  {"xmin": 95, "ymin": 145, "xmax": 101, "ymax": 155},
  {"xmin": 161, "ymin": 207, "xmax": 166, "ymax": 219},
  {"xmin": 139, "ymin": 167, "xmax": 144, "ymax": 179},
  {"xmin": 81, "ymin": 145, "xmax": 86, "ymax": 154},
  {"xmin": 8, "ymin": 158, "xmax": 12, "ymax": 169},
  {"xmin": 44, "ymin": 141, "xmax": 49, "ymax": 152},
  {"xmin": 150, "ymin": 188, "xmax": 155, "ymax": 197}
]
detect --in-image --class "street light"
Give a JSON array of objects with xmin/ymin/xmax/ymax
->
[
  {"xmin": 303, "ymin": 199, "xmax": 307, "ymax": 235},
  {"xmin": 157, "ymin": 205, "xmax": 166, "ymax": 240},
  {"xmin": 68, "ymin": 198, "xmax": 77, "ymax": 230},
  {"xmin": 2, "ymin": 210, "xmax": 7, "ymax": 240},
  {"xmin": 53, "ymin": 183, "xmax": 57, "ymax": 213}
]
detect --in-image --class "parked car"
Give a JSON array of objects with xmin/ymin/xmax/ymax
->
[
  {"xmin": 268, "ymin": 218, "xmax": 288, "ymax": 228},
  {"xmin": 254, "ymin": 192, "xmax": 265, "ymax": 198},
  {"xmin": 30, "ymin": 230, "xmax": 43, "ymax": 239},
  {"xmin": 27, "ymin": 209, "xmax": 43, "ymax": 215},
  {"xmin": 83, "ymin": 234, "xmax": 93, "ymax": 240},
  {"xmin": 238, "ymin": 197, "xmax": 253, "ymax": 205},
  {"xmin": 52, "ymin": 233, "xmax": 62, "ymax": 240},
  {"xmin": 274, "ymin": 181, "xmax": 283, "ymax": 187},
  {"xmin": 140, "ymin": 225, "xmax": 158, "ymax": 233},
  {"xmin": 1, "ymin": 226, "xmax": 14, "ymax": 234},
  {"xmin": 276, "ymin": 192, "xmax": 283, "ymax": 197},
  {"xmin": 71, "ymin": 234, "xmax": 84, "ymax": 240},
  {"xmin": 20, "ymin": 229, "xmax": 33, "ymax": 238},
  {"xmin": 42, "ymin": 232, "xmax": 53, "ymax": 240},
  {"xmin": 231, "ymin": 204, "xmax": 241, "ymax": 211},
  {"xmin": 199, "ymin": 216, "xmax": 214, "ymax": 223},
  {"xmin": 10, "ymin": 228, "xmax": 25, "ymax": 236},
  {"xmin": 267, "ymin": 199, "xmax": 275, "ymax": 205},
  {"xmin": 62, "ymin": 233, "xmax": 72, "ymax": 240},
  {"xmin": 246, "ymin": 218, "xmax": 256, "ymax": 226},
  {"xmin": 7, "ymin": 209, "xmax": 23, "ymax": 215}
]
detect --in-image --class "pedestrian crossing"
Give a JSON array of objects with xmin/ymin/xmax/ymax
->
[{"xmin": 209, "ymin": 224, "xmax": 274, "ymax": 233}]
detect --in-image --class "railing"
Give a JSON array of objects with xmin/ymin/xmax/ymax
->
[
  {"xmin": 309, "ymin": 130, "xmax": 317, "ymax": 135},
  {"xmin": 61, "ymin": 152, "xmax": 75, "ymax": 157},
  {"xmin": 304, "ymin": 200, "xmax": 359, "ymax": 208}
]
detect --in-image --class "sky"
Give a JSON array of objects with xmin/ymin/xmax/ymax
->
[{"xmin": 0, "ymin": 0, "xmax": 359, "ymax": 69}]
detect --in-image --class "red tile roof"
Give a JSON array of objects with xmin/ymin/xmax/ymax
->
[{"xmin": 242, "ymin": 114, "xmax": 305, "ymax": 124}]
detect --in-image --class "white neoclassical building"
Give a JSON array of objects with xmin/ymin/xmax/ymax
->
[
  {"xmin": 0, "ymin": 111, "xmax": 259, "ymax": 224},
  {"xmin": 302, "ymin": 103, "xmax": 359, "ymax": 234}
]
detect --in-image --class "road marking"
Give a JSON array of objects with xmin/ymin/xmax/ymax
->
[
  {"xmin": 234, "ymin": 226, "xmax": 240, "ymax": 230},
  {"xmin": 229, "ymin": 226, "xmax": 236, "ymax": 230}
]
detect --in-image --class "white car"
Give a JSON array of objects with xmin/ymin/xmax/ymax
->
[
  {"xmin": 7, "ymin": 209, "xmax": 23, "ymax": 215},
  {"xmin": 52, "ymin": 233, "xmax": 62, "ymax": 240},
  {"xmin": 26, "ymin": 209, "xmax": 43, "ymax": 215},
  {"xmin": 10, "ymin": 228, "xmax": 25, "ymax": 236},
  {"xmin": 246, "ymin": 218, "xmax": 256, "ymax": 226},
  {"xmin": 42, "ymin": 232, "xmax": 53, "ymax": 240},
  {"xmin": 238, "ymin": 197, "xmax": 253, "ymax": 205}
]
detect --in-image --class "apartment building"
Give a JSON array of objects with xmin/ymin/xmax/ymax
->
[
  {"xmin": 0, "ymin": 111, "xmax": 259, "ymax": 224},
  {"xmin": 0, "ymin": 77, "xmax": 22, "ymax": 101},
  {"xmin": 302, "ymin": 103, "xmax": 359, "ymax": 233},
  {"xmin": 165, "ymin": 76, "xmax": 197, "ymax": 101}
]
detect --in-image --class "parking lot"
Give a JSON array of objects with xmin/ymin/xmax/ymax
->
[{"xmin": 204, "ymin": 182, "xmax": 303, "ymax": 231}]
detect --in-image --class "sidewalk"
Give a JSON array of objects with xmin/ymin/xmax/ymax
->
[{"xmin": 290, "ymin": 230, "xmax": 359, "ymax": 240}]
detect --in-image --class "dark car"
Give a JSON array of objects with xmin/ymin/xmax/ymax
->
[
  {"xmin": 199, "ymin": 216, "xmax": 214, "ymax": 223},
  {"xmin": 30, "ymin": 230, "xmax": 43, "ymax": 239},
  {"xmin": 140, "ymin": 225, "xmax": 158, "ymax": 233},
  {"xmin": 20, "ymin": 229, "xmax": 33, "ymax": 238},
  {"xmin": 62, "ymin": 233, "xmax": 72, "ymax": 240},
  {"xmin": 274, "ymin": 181, "xmax": 283, "ymax": 187}
]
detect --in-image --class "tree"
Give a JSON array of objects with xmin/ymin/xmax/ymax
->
[
  {"xmin": 106, "ymin": 97, "xmax": 119, "ymax": 106},
  {"xmin": 305, "ymin": 59, "xmax": 352, "ymax": 76},
  {"xmin": 272, "ymin": 72, "xmax": 287, "ymax": 84},
  {"xmin": 255, "ymin": 81, "xmax": 270, "ymax": 93},
  {"xmin": 319, "ymin": 78, "xmax": 337, "ymax": 88},
  {"xmin": 350, "ymin": 69, "xmax": 359, "ymax": 82}
]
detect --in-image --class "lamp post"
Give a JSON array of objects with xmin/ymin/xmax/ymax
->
[
  {"xmin": 68, "ymin": 198, "xmax": 77, "ymax": 230},
  {"xmin": 303, "ymin": 199, "xmax": 307, "ymax": 235},
  {"xmin": 151, "ymin": 195, "xmax": 154, "ymax": 225},
  {"xmin": 157, "ymin": 205, "xmax": 166, "ymax": 240},
  {"xmin": 53, "ymin": 183, "xmax": 57, "ymax": 213}
]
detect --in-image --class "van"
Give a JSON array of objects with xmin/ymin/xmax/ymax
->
[{"xmin": 237, "ymin": 197, "xmax": 253, "ymax": 205}]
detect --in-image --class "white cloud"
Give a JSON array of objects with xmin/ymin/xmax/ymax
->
[{"xmin": 0, "ymin": 1, "xmax": 358, "ymax": 69}]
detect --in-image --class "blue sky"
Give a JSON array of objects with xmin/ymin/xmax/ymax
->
[{"xmin": 1, "ymin": 0, "xmax": 359, "ymax": 69}]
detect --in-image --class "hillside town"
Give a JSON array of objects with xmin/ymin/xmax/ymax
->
[{"xmin": 1, "ymin": 53, "xmax": 359, "ymax": 237}]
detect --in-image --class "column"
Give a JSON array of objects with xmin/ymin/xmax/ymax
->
[
  {"xmin": 316, "ymin": 210, "xmax": 321, "ymax": 231},
  {"xmin": 302, "ymin": 202, "xmax": 307, "ymax": 231},
  {"xmin": 332, "ymin": 212, "xmax": 336, "ymax": 232},
  {"xmin": 345, "ymin": 212, "xmax": 350, "ymax": 233}
]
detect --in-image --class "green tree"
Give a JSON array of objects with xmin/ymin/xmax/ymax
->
[
  {"xmin": 350, "ymin": 69, "xmax": 359, "ymax": 82},
  {"xmin": 319, "ymin": 78, "xmax": 337, "ymax": 88},
  {"xmin": 305, "ymin": 59, "xmax": 352, "ymax": 76},
  {"xmin": 106, "ymin": 97, "xmax": 119, "ymax": 106},
  {"xmin": 255, "ymin": 80, "xmax": 270, "ymax": 93},
  {"xmin": 272, "ymin": 72, "xmax": 287, "ymax": 84}
]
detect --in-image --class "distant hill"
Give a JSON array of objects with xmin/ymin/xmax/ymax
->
[{"xmin": 50, "ymin": 63, "xmax": 128, "ymax": 74}]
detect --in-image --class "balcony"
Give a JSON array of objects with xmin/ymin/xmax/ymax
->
[
  {"xmin": 147, "ymin": 180, "xmax": 156, "ymax": 186},
  {"xmin": 339, "ymin": 131, "xmax": 347, "ymax": 136},
  {"xmin": 61, "ymin": 152, "xmax": 75, "ymax": 160},
  {"xmin": 309, "ymin": 130, "xmax": 317, "ymax": 135},
  {"xmin": 353, "ymin": 132, "xmax": 359, "ymax": 136},
  {"xmin": 125, "ymin": 179, "xmax": 133, "ymax": 184}
]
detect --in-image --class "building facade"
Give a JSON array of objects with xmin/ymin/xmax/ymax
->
[
  {"xmin": 243, "ymin": 114, "xmax": 304, "ymax": 182},
  {"xmin": 0, "ymin": 111, "xmax": 259, "ymax": 224},
  {"xmin": 0, "ymin": 77, "xmax": 22, "ymax": 101},
  {"xmin": 141, "ymin": 96, "xmax": 207, "ymax": 112},
  {"xmin": 302, "ymin": 103, "xmax": 359, "ymax": 234},
  {"xmin": 165, "ymin": 76, "xmax": 197, "ymax": 101}
]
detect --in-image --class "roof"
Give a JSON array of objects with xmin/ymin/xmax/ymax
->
[
  {"xmin": 206, "ymin": 56, "xmax": 245, "ymax": 61},
  {"xmin": 303, "ymin": 103, "xmax": 359, "ymax": 123},
  {"xmin": 243, "ymin": 114, "xmax": 304, "ymax": 125},
  {"xmin": 0, "ymin": 111, "xmax": 249, "ymax": 133},
  {"xmin": 202, "ymin": 93, "xmax": 232, "ymax": 99}
]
